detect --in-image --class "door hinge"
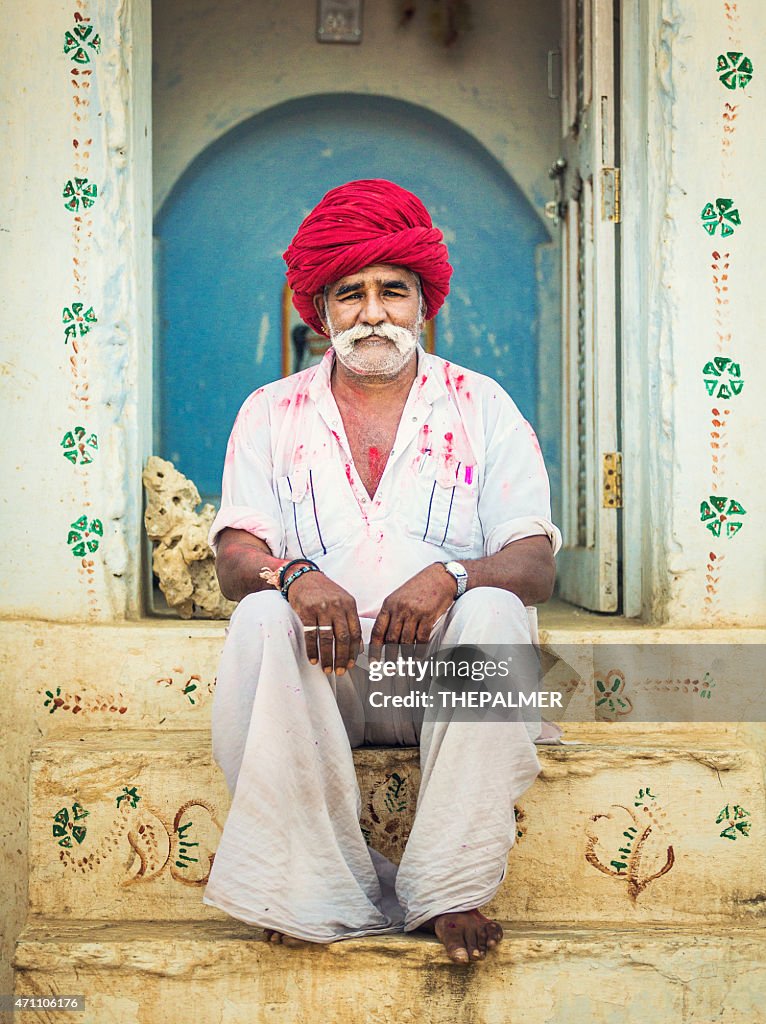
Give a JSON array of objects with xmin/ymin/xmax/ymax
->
[
  {"xmin": 602, "ymin": 452, "xmax": 623, "ymax": 508},
  {"xmin": 601, "ymin": 167, "xmax": 621, "ymax": 223}
]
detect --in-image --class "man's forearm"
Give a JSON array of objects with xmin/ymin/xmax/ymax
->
[
  {"xmin": 215, "ymin": 528, "xmax": 292, "ymax": 602},
  {"xmin": 459, "ymin": 536, "xmax": 556, "ymax": 606}
]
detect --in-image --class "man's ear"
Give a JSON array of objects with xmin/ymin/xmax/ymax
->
[{"xmin": 312, "ymin": 292, "xmax": 328, "ymax": 330}]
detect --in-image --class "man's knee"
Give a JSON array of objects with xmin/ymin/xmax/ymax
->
[
  {"xmin": 231, "ymin": 589, "xmax": 298, "ymax": 630},
  {"xmin": 445, "ymin": 587, "xmax": 531, "ymax": 643}
]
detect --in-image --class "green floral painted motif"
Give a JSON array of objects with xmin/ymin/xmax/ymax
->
[
  {"xmin": 63, "ymin": 22, "xmax": 101, "ymax": 64},
  {"xmin": 700, "ymin": 672, "xmax": 716, "ymax": 700},
  {"xmin": 174, "ymin": 820, "xmax": 200, "ymax": 870},
  {"xmin": 634, "ymin": 787, "xmax": 656, "ymax": 806},
  {"xmin": 63, "ymin": 303, "xmax": 97, "ymax": 342},
  {"xmin": 61, "ymin": 426, "xmax": 98, "ymax": 466},
  {"xmin": 701, "ymin": 198, "xmax": 741, "ymax": 237},
  {"xmin": 716, "ymin": 803, "xmax": 751, "ymax": 840},
  {"xmin": 52, "ymin": 802, "xmax": 89, "ymax": 847},
  {"xmin": 699, "ymin": 495, "xmax": 747, "ymax": 538},
  {"xmin": 67, "ymin": 515, "xmax": 103, "ymax": 557},
  {"xmin": 116, "ymin": 786, "xmax": 141, "ymax": 809},
  {"xmin": 63, "ymin": 177, "xmax": 98, "ymax": 213},
  {"xmin": 594, "ymin": 671, "xmax": 632, "ymax": 720},
  {"xmin": 384, "ymin": 772, "xmax": 408, "ymax": 814},
  {"xmin": 717, "ymin": 51, "xmax": 754, "ymax": 90},
  {"xmin": 702, "ymin": 357, "xmax": 744, "ymax": 399}
]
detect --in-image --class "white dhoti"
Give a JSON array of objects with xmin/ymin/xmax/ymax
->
[{"xmin": 203, "ymin": 588, "xmax": 561, "ymax": 941}]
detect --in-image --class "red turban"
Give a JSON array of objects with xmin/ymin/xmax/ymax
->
[{"xmin": 283, "ymin": 179, "xmax": 453, "ymax": 337}]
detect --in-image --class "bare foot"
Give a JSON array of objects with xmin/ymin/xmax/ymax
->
[
  {"xmin": 422, "ymin": 909, "xmax": 503, "ymax": 964},
  {"xmin": 263, "ymin": 929, "xmax": 313, "ymax": 948}
]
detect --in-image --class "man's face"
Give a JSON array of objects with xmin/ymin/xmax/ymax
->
[{"xmin": 314, "ymin": 263, "xmax": 424, "ymax": 378}]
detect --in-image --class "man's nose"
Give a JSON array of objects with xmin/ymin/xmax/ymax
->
[{"xmin": 359, "ymin": 291, "xmax": 386, "ymax": 325}]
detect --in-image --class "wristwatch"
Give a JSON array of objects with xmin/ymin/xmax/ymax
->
[{"xmin": 442, "ymin": 560, "xmax": 468, "ymax": 598}]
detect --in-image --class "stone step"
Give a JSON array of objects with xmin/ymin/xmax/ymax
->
[
  {"xmin": 13, "ymin": 918, "xmax": 766, "ymax": 1024},
  {"xmin": 29, "ymin": 731, "xmax": 766, "ymax": 926},
  {"xmin": 14, "ymin": 618, "xmax": 762, "ymax": 743}
]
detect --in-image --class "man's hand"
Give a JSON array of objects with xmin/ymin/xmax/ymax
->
[
  {"xmin": 287, "ymin": 571, "xmax": 363, "ymax": 677},
  {"xmin": 369, "ymin": 563, "xmax": 456, "ymax": 659}
]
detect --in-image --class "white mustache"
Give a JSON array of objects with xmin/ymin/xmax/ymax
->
[{"xmin": 330, "ymin": 321, "xmax": 418, "ymax": 352}]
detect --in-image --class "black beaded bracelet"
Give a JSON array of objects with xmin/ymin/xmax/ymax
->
[
  {"xmin": 278, "ymin": 558, "xmax": 319, "ymax": 589},
  {"xmin": 281, "ymin": 564, "xmax": 320, "ymax": 599}
]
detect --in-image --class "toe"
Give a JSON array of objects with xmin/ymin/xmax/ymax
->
[{"xmin": 448, "ymin": 944, "xmax": 471, "ymax": 964}]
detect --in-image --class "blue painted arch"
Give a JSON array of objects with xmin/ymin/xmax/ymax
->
[{"xmin": 154, "ymin": 93, "xmax": 548, "ymax": 497}]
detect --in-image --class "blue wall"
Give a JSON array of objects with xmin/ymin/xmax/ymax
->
[{"xmin": 155, "ymin": 94, "xmax": 548, "ymax": 498}]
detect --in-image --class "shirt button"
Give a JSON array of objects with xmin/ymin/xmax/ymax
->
[
  {"xmin": 361, "ymin": 497, "xmax": 367, "ymax": 504},
  {"xmin": 411, "ymin": 416, "xmax": 417, "ymax": 421}
]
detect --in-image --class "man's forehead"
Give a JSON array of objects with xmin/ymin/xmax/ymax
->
[{"xmin": 327, "ymin": 264, "xmax": 419, "ymax": 290}]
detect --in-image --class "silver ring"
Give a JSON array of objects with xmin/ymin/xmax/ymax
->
[{"xmin": 303, "ymin": 625, "xmax": 334, "ymax": 631}]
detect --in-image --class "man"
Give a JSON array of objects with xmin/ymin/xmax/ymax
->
[{"xmin": 202, "ymin": 179, "xmax": 563, "ymax": 965}]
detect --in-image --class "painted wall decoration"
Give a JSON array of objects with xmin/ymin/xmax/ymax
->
[
  {"xmin": 717, "ymin": 51, "xmax": 754, "ymax": 90},
  {"xmin": 359, "ymin": 768, "xmax": 416, "ymax": 863},
  {"xmin": 67, "ymin": 514, "xmax": 103, "ymax": 557},
  {"xmin": 700, "ymin": 494, "xmax": 746, "ymax": 537},
  {"xmin": 62, "ymin": 177, "xmax": 98, "ymax": 213},
  {"xmin": 52, "ymin": 802, "xmax": 89, "ymax": 848},
  {"xmin": 63, "ymin": 16, "xmax": 101, "ymax": 64},
  {"xmin": 56, "ymin": 791, "xmax": 223, "ymax": 887},
  {"xmin": 61, "ymin": 427, "xmax": 98, "ymax": 465},
  {"xmin": 702, "ymin": 6, "xmax": 753, "ymax": 613},
  {"xmin": 62, "ymin": 5, "xmax": 103, "ymax": 617},
  {"xmin": 585, "ymin": 787, "xmax": 675, "ymax": 901},
  {"xmin": 702, "ymin": 357, "xmax": 743, "ymax": 399},
  {"xmin": 716, "ymin": 803, "xmax": 751, "ymax": 840},
  {"xmin": 62, "ymin": 303, "xmax": 97, "ymax": 345},
  {"xmin": 594, "ymin": 670, "xmax": 632, "ymax": 720},
  {"xmin": 43, "ymin": 687, "xmax": 127, "ymax": 716},
  {"xmin": 155, "ymin": 672, "xmax": 214, "ymax": 707}
]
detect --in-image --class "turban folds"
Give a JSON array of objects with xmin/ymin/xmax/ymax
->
[{"xmin": 283, "ymin": 179, "xmax": 453, "ymax": 337}]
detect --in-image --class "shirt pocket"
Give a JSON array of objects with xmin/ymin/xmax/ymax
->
[
  {"xmin": 404, "ymin": 456, "xmax": 479, "ymax": 551},
  {"xmin": 276, "ymin": 465, "xmax": 344, "ymax": 561}
]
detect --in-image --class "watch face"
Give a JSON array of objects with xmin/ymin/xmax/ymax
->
[{"xmin": 445, "ymin": 561, "xmax": 467, "ymax": 577}]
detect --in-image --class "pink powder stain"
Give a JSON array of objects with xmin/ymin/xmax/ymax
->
[
  {"xmin": 278, "ymin": 397, "xmax": 291, "ymax": 409},
  {"xmin": 368, "ymin": 445, "xmax": 384, "ymax": 482},
  {"xmin": 331, "ymin": 429, "xmax": 342, "ymax": 444},
  {"xmin": 418, "ymin": 373, "xmax": 428, "ymax": 389},
  {"xmin": 526, "ymin": 422, "xmax": 543, "ymax": 457},
  {"xmin": 464, "ymin": 465, "xmax": 473, "ymax": 485},
  {"xmin": 344, "ymin": 463, "xmax": 353, "ymax": 486},
  {"xmin": 454, "ymin": 373, "xmax": 465, "ymax": 391}
]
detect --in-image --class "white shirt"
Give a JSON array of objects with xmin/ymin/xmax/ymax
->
[{"xmin": 209, "ymin": 346, "xmax": 562, "ymax": 619}]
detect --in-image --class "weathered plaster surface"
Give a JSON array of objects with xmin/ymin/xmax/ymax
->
[
  {"xmin": 0, "ymin": 0, "xmax": 151, "ymax": 623},
  {"xmin": 151, "ymin": 0, "xmax": 561, "ymax": 223},
  {"xmin": 643, "ymin": 0, "xmax": 766, "ymax": 624},
  {"xmin": 14, "ymin": 919, "xmax": 766, "ymax": 1023}
]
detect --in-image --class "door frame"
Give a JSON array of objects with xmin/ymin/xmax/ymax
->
[
  {"xmin": 618, "ymin": 0, "xmax": 650, "ymax": 618},
  {"xmin": 129, "ymin": 0, "xmax": 652, "ymax": 619}
]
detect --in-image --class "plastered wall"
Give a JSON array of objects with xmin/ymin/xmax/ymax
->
[
  {"xmin": 640, "ymin": 0, "xmax": 765, "ymax": 624},
  {"xmin": 152, "ymin": 0, "xmax": 562, "ymax": 219}
]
